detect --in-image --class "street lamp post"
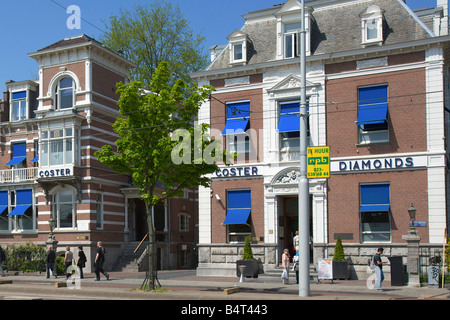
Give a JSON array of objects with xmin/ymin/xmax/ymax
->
[
  {"xmin": 46, "ymin": 216, "xmax": 58, "ymax": 252},
  {"xmin": 298, "ymin": 0, "xmax": 310, "ymax": 297},
  {"xmin": 402, "ymin": 202, "xmax": 421, "ymax": 287}
]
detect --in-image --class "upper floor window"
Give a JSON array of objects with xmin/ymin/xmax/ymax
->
[
  {"xmin": 360, "ymin": 5, "xmax": 384, "ymax": 46},
  {"xmin": 284, "ymin": 22, "xmax": 301, "ymax": 59},
  {"xmin": 40, "ymin": 127, "xmax": 78, "ymax": 167},
  {"xmin": 11, "ymin": 91, "xmax": 27, "ymax": 121},
  {"xmin": 222, "ymin": 101, "xmax": 251, "ymax": 160},
  {"xmin": 6, "ymin": 142, "xmax": 27, "ymax": 167},
  {"xmin": 55, "ymin": 77, "xmax": 75, "ymax": 109},
  {"xmin": 227, "ymin": 30, "xmax": 249, "ymax": 65},
  {"xmin": 277, "ymin": 100, "xmax": 309, "ymax": 150},
  {"xmin": 357, "ymin": 85, "xmax": 389, "ymax": 144}
]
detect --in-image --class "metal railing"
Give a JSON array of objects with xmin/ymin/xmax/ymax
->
[{"xmin": 0, "ymin": 167, "xmax": 38, "ymax": 183}]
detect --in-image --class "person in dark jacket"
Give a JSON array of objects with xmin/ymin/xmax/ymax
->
[
  {"xmin": 94, "ymin": 241, "xmax": 109, "ymax": 281},
  {"xmin": 77, "ymin": 246, "xmax": 87, "ymax": 279},
  {"xmin": 45, "ymin": 246, "xmax": 57, "ymax": 279}
]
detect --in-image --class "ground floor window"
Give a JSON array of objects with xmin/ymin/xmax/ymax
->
[
  {"xmin": 359, "ymin": 183, "xmax": 391, "ymax": 242},
  {"xmin": 223, "ymin": 189, "xmax": 252, "ymax": 243},
  {"xmin": 53, "ymin": 189, "xmax": 76, "ymax": 229},
  {"xmin": 0, "ymin": 189, "xmax": 36, "ymax": 232}
]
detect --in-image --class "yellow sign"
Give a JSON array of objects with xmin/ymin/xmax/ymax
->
[{"xmin": 307, "ymin": 146, "xmax": 330, "ymax": 179}]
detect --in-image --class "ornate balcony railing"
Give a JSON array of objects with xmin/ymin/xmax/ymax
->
[{"xmin": 0, "ymin": 167, "xmax": 38, "ymax": 183}]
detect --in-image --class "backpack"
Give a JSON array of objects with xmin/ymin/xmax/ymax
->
[{"xmin": 368, "ymin": 255, "xmax": 375, "ymax": 270}]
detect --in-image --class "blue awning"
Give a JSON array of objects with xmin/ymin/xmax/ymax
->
[
  {"xmin": 7, "ymin": 142, "xmax": 27, "ymax": 165},
  {"xmin": 0, "ymin": 206, "xmax": 7, "ymax": 215},
  {"xmin": 222, "ymin": 118, "xmax": 249, "ymax": 135},
  {"xmin": 6, "ymin": 156, "xmax": 26, "ymax": 165},
  {"xmin": 278, "ymin": 113, "xmax": 299, "ymax": 133},
  {"xmin": 223, "ymin": 209, "xmax": 251, "ymax": 225},
  {"xmin": 8, "ymin": 205, "xmax": 31, "ymax": 216},
  {"xmin": 356, "ymin": 85, "xmax": 388, "ymax": 126},
  {"xmin": 360, "ymin": 205, "xmax": 390, "ymax": 212},
  {"xmin": 356, "ymin": 104, "xmax": 388, "ymax": 126},
  {"xmin": 31, "ymin": 156, "xmax": 39, "ymax": 162},
  {"xmin": 360, "ymin": 184, "xmax": 390, "ymax": 212}
]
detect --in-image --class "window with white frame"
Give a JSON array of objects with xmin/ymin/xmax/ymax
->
[
  {"xmin": 357, "ymin": 85, "xmax": 389, "ymax": 145},
  {"xmin": 53, "ymin": 189, "xmax": 76, "ymax": 229},
  {"xmin": 40, "ymin": 127, "xmax": 78, "ymax": 167},
  {"xmin": 227, "ymin": 30, "xmax": 249, "ymax": 65},
  {"xmin": 11, "ymin": 91, "xmax": 27, "ymax": 121},
  {"xmin": 360, "ymin": 183, "xmax": 391, "ymax": 243},
  {"xmin": 0, "ymin": 189, "xmax": 36, "ymax": 232},
  {"xmin": 222, "ymin": 101, "xmax": 250, "ymax": 159},
  {"xmin": 284, "ymin": 22, "xmax": 301, "ymax": 59},
  {"xmin": 360, "ymin": 5, "xmax": 384, "ymax": 46},
  {"xmin": 55, "ymin": 77, "xmax": 76, "ymax": 109},
  {"xmin": 277, "ymin": 100, "xmax": 309, "ymax": 150}
]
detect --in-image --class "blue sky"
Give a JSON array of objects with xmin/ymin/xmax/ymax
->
[{"xmin": 0, "ymin": 0, "xmax": 440, "ymax": 92}]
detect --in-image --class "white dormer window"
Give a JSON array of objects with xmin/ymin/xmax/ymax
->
[
  {"xmin": 227, "ymin": 30, "xmax": 249, "ymax": 65},
  {"xmin": 360, "ymin": 5, "xmax": 384, "ymax": 46},
  {"xmin": 275, "ymin": 0, "xmax": 312, "ymax": 60},
  {"xmin": 284, "ymin": 22, "xmax": 301, "ymax": 58}
]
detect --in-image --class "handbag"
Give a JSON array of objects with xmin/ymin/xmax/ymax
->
[{"xmin": 281, "ymin": 269, "xmax": 288, "ymax": 279}]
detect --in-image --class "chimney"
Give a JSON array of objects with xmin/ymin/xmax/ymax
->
[{"xmin": 436, "ymin": 0, "xmax": 449, "ymax": 35}]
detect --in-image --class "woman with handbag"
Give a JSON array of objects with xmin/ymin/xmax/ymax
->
[{"xmin": 281, "ymin": 249, "xmax": 290, "ymax": 284}]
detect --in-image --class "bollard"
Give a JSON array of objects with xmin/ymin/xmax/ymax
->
[{"xmin": 238, "ymin": 265, "xmax": 247, "ymax": 283}]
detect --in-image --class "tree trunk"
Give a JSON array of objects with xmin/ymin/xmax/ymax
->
[{"xmin": 141, "ymin": 204, "xmax": 160, "ymax": 290}]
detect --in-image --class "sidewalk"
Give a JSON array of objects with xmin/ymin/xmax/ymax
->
[{"xmin": 0, "ymin": 270, "xmax": 448, "ymax": 300}]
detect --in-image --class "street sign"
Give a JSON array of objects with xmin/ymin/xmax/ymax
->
[{"xmin": 307, "ymin": 146, "xmax": 330, "ymax": 178}]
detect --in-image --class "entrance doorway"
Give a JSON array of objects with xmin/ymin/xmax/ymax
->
[{"xmin": 279, "ymin": 196, "xmax": 312, "ymax": 261}]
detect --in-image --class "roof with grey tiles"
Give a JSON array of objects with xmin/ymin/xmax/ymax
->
[{"xmin": 207, "ymin": 0, "xmax": 434, "ymax": 72}]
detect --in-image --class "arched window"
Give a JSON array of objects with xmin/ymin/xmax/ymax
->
[
  {"xmin": 55, "ymin": 77, "xmax": 75, "ymax": 109},
  {"xmin": 53, "ymin": 189, "xmax": 76, "ymax": 229}
]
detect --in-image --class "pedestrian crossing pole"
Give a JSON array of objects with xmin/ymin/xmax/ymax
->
[{"xmin": 298, "ymin": 0, "xmax": 310, "ymax": 297}]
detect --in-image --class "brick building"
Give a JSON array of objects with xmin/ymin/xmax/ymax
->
[
  {"xmin": 192, "ymin": 0, "xmax": 450, "ymax": 279},
  {"xmin": 0, "ymin": 35, "xmax": 198, "ymax": 272}
]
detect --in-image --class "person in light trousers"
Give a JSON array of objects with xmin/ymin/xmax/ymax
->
[{"xmin": 374, "ymin": 247, "xmax": 387, "ymax": 290}]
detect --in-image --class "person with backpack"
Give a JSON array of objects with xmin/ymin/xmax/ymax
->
[
  {"xmin": 94, "ymin": 241, "xmax": 109, "ymax": 281},
  {"xmin": 373, "ymin": 247, "xmax": 387, "ymax": 290}
]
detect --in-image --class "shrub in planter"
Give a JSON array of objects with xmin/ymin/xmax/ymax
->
[
  {"xmin": 332, "ymin": 235, "xmax": 348, "ymax": 280},
  {"xmin": 236, "ymin": 236, "xmax": 259, "ymax": 278}
]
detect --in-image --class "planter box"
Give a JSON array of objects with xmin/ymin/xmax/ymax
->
[
  {"xmin": 236, "ymin": 260, "xmax": 259, "ymax": 278},
  {"xmin": 332, "ymin": 261, "xmax": 349, "ymax": 280}
]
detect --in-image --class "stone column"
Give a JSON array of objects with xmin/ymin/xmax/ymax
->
[{"xmin": 402, "ymin": 229, "xmax": 421, "ymax": 287}]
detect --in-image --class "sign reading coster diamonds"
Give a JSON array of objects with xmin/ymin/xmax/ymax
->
[{"xmin": 307, "ymin": 146, "xmax": 330, "ymax": 179}]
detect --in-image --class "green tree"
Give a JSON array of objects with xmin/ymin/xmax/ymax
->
[
  {"xmin": 100, "ymin": 0, "xmax": 208, "ymax": 90},
  {"xmin": 94, "ymin": 61, "xmax": 222, "ymax": 291}
]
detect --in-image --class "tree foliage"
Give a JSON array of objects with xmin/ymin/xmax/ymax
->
[
  {"xmin": 100, "ymin": 0, "xmax": 208, "ymax": 90},
  {"xmin": 94, "ymin": 61, "xmax": 220, "ymax": 290}
]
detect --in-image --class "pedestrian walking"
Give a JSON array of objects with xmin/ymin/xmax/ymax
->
[
  {"xmin": 374, "ymin": 247, "xmax": 387, "ymax": 290},
  {"xmin": 293, "ymin": 231, "xmax": 299, "ymax": 253},
  {"xmin": 281, "ymin": 248, "xmax": 290, "ymax": 284},
  {"xmin": 77, "ymin": 246, "xmax": 87, "ymax": 279},
  {"xmin": 94, "ymin": 241, "xmax": 109, "ymax": 281},
  {"xmin": 45, "ymin": 246, "xmax": 57, "ymax": 279},
  {"xmin": 293, "ymin": 251, "xmax": 299, "ymax": 284},
  {"xmin": 64, "ymin": 246, "xmax": 73, "ymax": 279},
  {"xmin": 0, "ymin": 245, "xmax": 6, "ymax": 277}
]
